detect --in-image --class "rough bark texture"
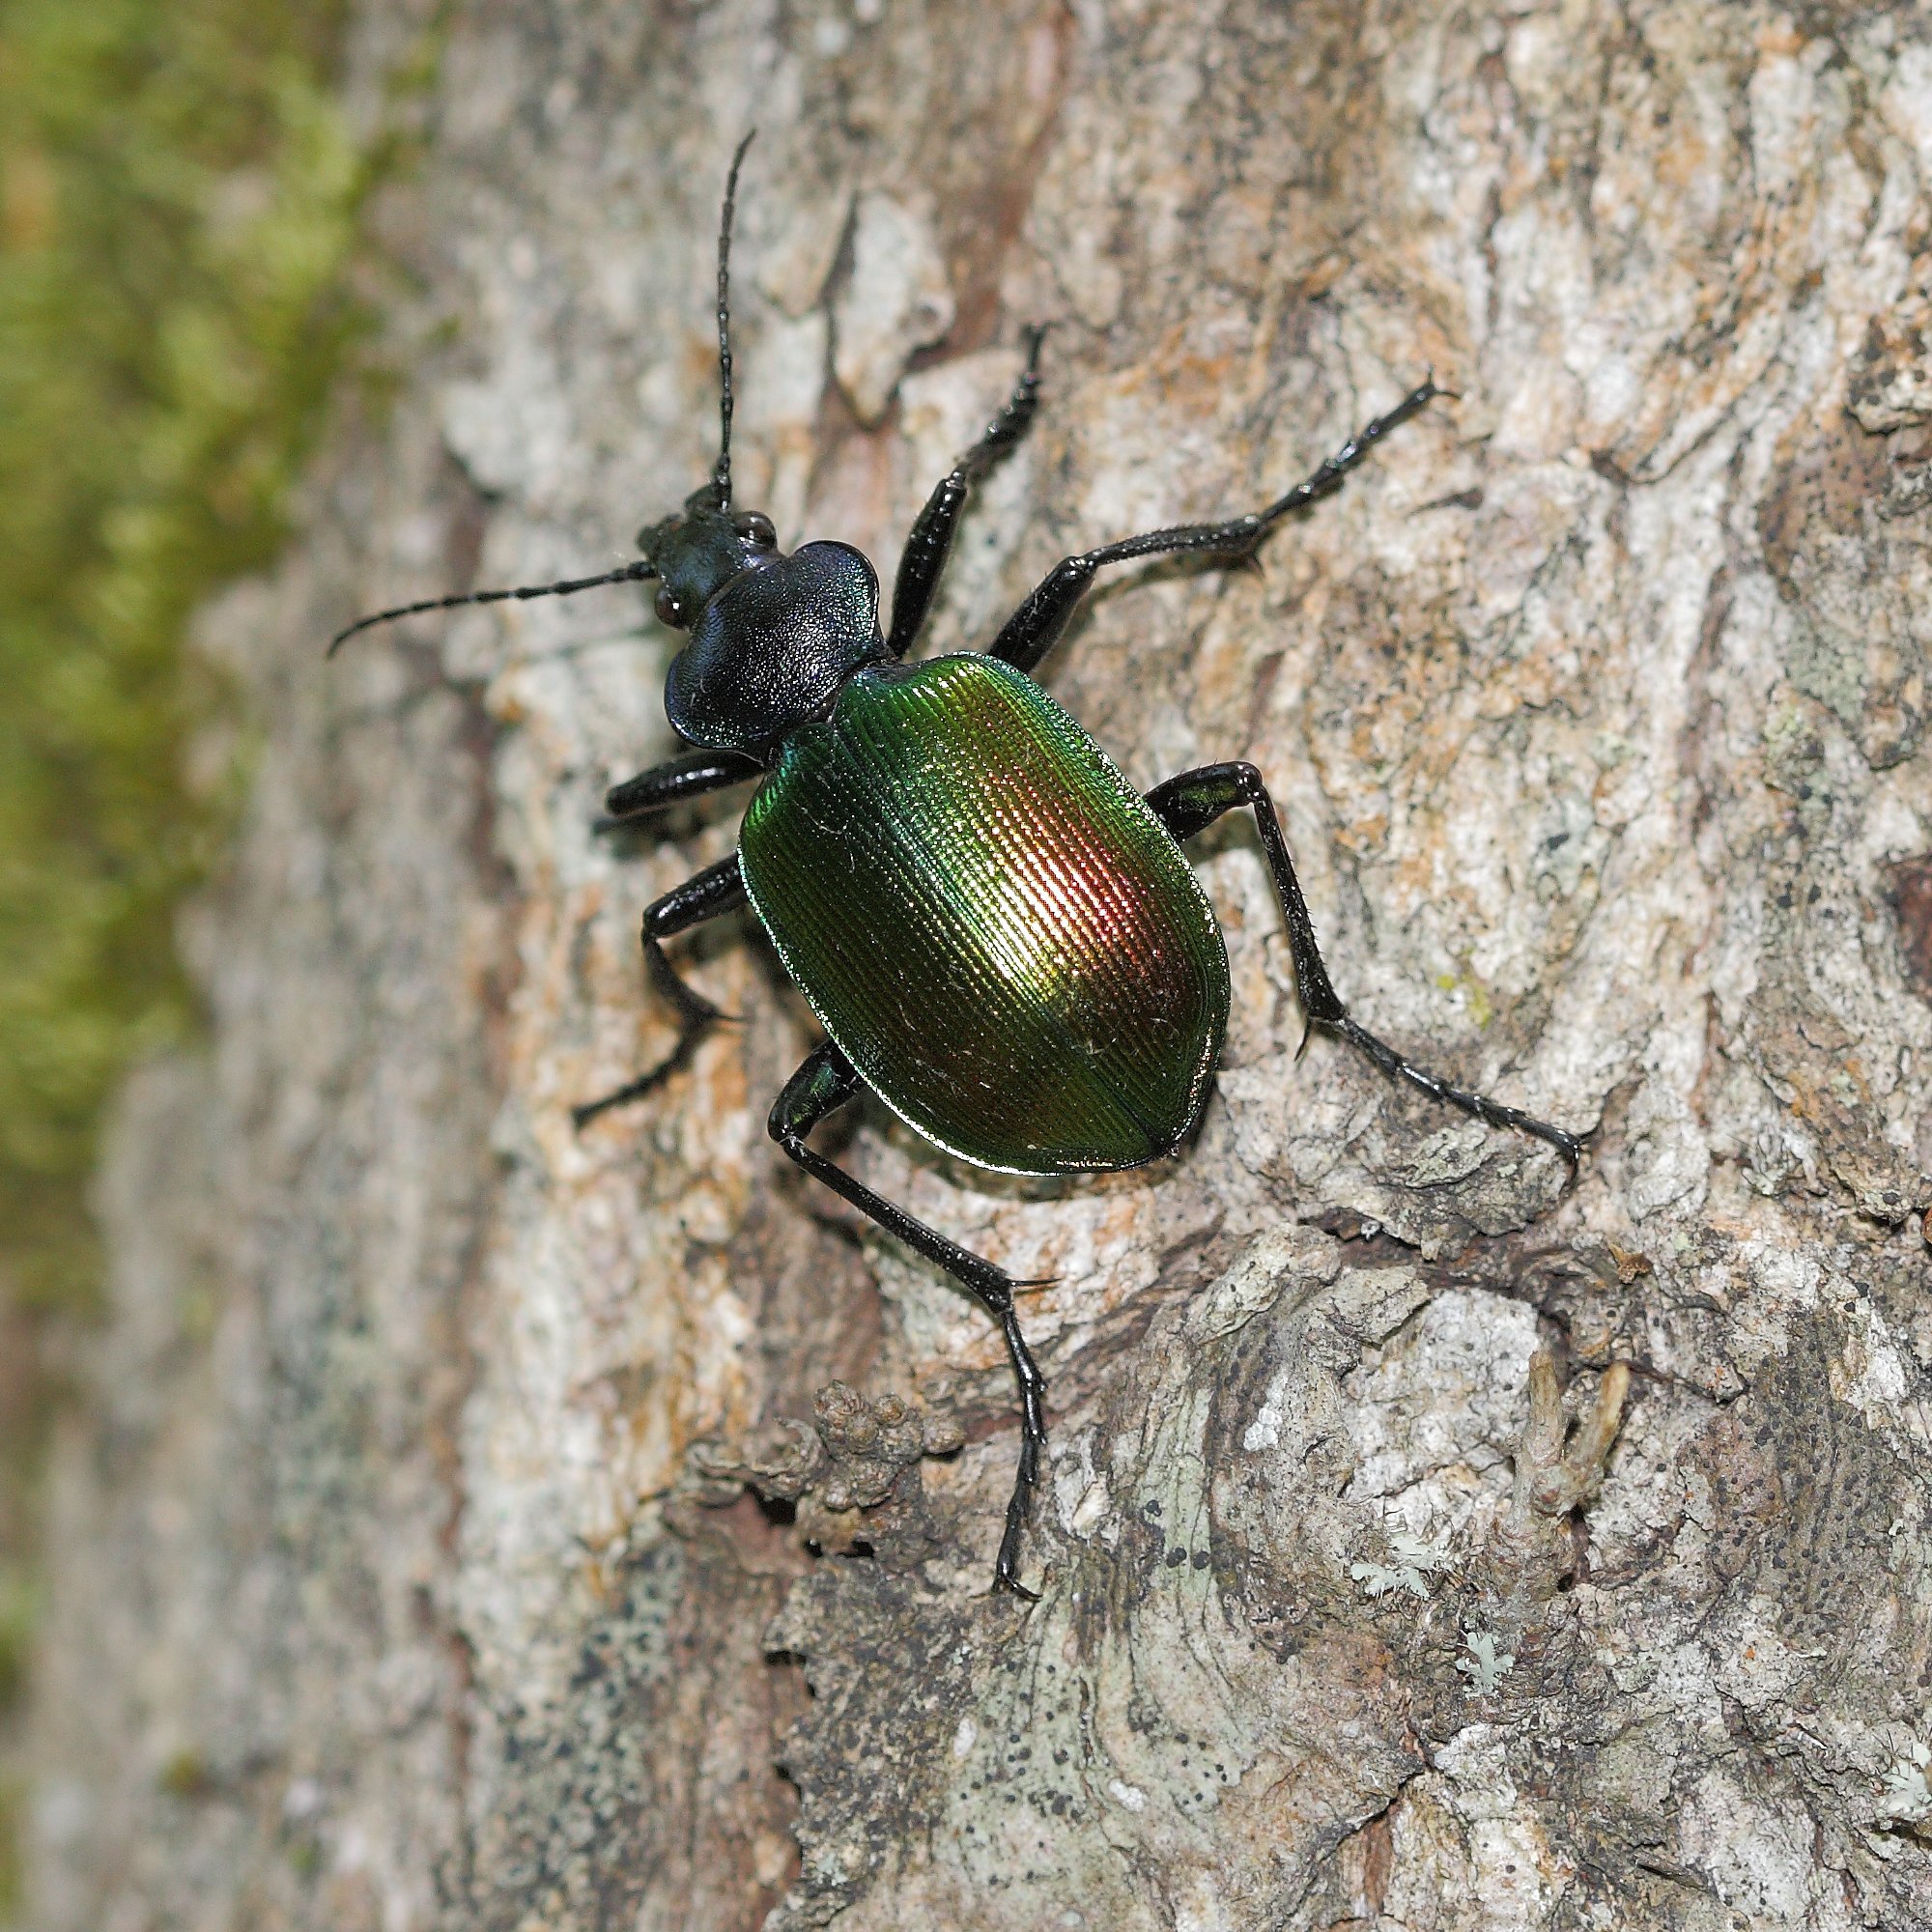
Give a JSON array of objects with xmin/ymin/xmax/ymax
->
[{"xmin": 24, "ymin": 1, "xmax": 1932, "ymax": 1927}]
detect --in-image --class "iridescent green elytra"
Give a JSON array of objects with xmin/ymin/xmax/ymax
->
[{"xmin": 739, "ymin": 654, "xmax": 1231, "ymax": 1175}]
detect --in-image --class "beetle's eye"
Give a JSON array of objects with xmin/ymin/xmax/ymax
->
[
  {"xmin": 654, "ymin": 586, "xmax": 685, "ymax": 627},
  {"xmin": 733, "ymin": 510, "xmax": 777, "ymax": 548}
]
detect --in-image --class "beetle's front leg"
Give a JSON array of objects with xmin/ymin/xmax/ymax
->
[
  {"xmin": 989, "ymin": 380, "xmax": 1437, "ymax": 676},
  {"xmin": 769, "ymin": 1040, "xmax": 1049, "ymax": 1599},
  {"xmin": 573, "ymin": 855, "xmax": 747, "ymax": 1127},
  {"xmin": 599, "ymin": 749, "xmax": 761, "ymax": 828},
  {"xmin": 1146, "ymin": 761, "xmax": 1584, "ymax": 1164},
  {"xmin": 887, "ymin": 327, "xmax": 1046, "ymax": 659}
]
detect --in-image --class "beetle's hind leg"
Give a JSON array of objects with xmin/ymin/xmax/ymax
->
[
  {"xmin": 573, "ymin": 854, "xmax": 747, "ymax": 1127},
  {"xmin": 1147, "ymin": 762, "xmax": 1583, "ymax": 1164},
  {"xmin": 770, "ymin": 1041, "xmax": 1050, "ymax": 1599},
  {"xmin": 887, "ymin": 326, "xmax": 1048, "ymax": 660}
]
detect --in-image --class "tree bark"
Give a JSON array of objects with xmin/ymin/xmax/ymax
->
[{"xmin": 26, "ymin": 1, "xmax": 1932, "ymax": 1927}]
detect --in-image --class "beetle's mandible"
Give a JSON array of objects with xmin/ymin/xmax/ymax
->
[{"xmin": 331, "ymin": 133, "xmax": 1583, "ymax": 1599}]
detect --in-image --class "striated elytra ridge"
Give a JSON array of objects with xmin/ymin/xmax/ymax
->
[{"xmin": 739, "ymin": 653, "xmax": 1231, "ymax": 1174}]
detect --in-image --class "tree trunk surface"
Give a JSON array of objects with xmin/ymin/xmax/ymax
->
[{"xmin": 25, "ymin": 2, "xmax": 1932, "ymax": 1927}]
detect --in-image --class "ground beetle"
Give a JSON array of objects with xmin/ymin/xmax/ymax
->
[{"xmin": 332, "ymin": 136, "xmax": 1582, "ymax": 1598}]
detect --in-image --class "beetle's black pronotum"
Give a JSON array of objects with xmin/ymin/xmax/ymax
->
[{"xmin": 332, "ymin": 135, "xmax": 1583, "ymax": 1598}]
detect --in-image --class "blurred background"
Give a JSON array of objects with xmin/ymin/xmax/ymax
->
[{"xmin": 0, "ymin": 1, "xmax": 387, "ymax": 1906}]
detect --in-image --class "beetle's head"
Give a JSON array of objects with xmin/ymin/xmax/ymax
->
[
  {"xmin": 661, "ymin": 537, "xmax": 882, "ymax": 753},
  {"xmin": 637, "ymin": 485, "xmax": 780, "ymax": 630}
]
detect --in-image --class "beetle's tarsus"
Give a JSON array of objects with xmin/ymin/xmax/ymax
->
[
  {"xmin": 995, "ymin": 1463, "xmax": 1043, "ymax": 1601},
  {"xmin": 573, "ymin": 854, "xmax": 746, "ymax": 1128},
  {"xmin": 989, "ymin": 381, "xmax": 1441, "ymax": 676},
  {"xmin": 1324, "ymin": 1014, "xmax": 1583, "ymax": 1165},
  {"xmin": 995, "ymin": 1567, "xmax": 1042, "ymax": 1604},
  {"xmin": 887, "ymin": 333, "xmax": 1050, "ymax": 658},
  {"xmin": 769, "ymin": 1041, "xmax": 1056, "ymax": 1593},
  {"xmin": 571, "ymin": 1028, "xmax": 710, "ymax": 1128}
]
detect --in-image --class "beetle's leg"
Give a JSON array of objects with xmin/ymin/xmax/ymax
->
[
  {"xmin": 599, "ymin": 749, "xmax": 761, "ymax": 830},
  {"xmin": 990, "ymin": 379, "xmax": 1436, "ymax": 675},
  {"xmin": 887, "ymin": 327, "xmax": 1047, "ymax": 659},
  {"xmin": 572, "ymin": 855, "xmax": 747, "ymax": 1127},
  {"xmin": 1147, "ymin": 761, "xmax": 1583, "ymax": 1164},
  {"xmin": 770, "ymin": 1040, "xmax": 1049, "ymax": 1600}
]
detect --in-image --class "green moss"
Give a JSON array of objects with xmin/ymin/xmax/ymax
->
[
  {"xmin": 0, "ymin": 1570, "xmax": 30, "ymax": 1715},
  {"xmin": 0, "ymin": 1776, "xmax": 17, "ymax": 1918},
  {"xmin": 0, "ymin": 0, "xmax": 379, "ymax": 1315},
  {"xmin": 0, "ymin": 0, "xmax": 415, "ymax": 1911},
  {"xmin": 156, "ymin": 1747, "xmax": 215, "ymax": 1802}
]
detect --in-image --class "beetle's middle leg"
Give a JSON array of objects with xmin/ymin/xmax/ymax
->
[
  {"xmin": 770, "ymin": 1040, "xmax": 1050, "ymax": 1599},
  {"xmin": 572, "ymin": 854, "xmax": 747, "ymax": 1127},
  {"xmin": 1146, "ymin": 761, "xmax": 1583, "ymax": 1164},
  {"xmin": 886, "ymin": 326, "xmax": 1047, "ymax": 659}
]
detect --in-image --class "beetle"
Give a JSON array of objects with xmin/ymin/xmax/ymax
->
[{"xmin": 331, "ymin": 136, "xmax": 1582, "ymax": 1598}]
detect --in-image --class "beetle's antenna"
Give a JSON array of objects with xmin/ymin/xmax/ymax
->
[
  {"xmin": 326, "ymin": 560, "xmax": 658, "ymax": 657},
  {"xmin": 711, "ymin": 128, "xmax": 756, "ymax": 511}
]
